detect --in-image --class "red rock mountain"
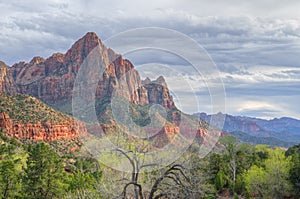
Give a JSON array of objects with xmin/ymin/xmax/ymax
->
[
  {"xmin": 0, "ymin": 32, "xmax": 175, "ymax": 110},
  {"xmin": 0, "ymin": 32, "xmax": 179, "ymax": 142}
]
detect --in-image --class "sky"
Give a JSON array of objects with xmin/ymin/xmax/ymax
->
[{"xmin": 0, "ymin": 0, "xmax": 300, "ymax": 119}]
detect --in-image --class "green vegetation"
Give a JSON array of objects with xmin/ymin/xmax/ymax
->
[
  {"xmin": 0, "ymin": 131, "xmax": 103, "ymax": 199},
  {"xmin": 0, "ymin": 143, "xmax": 23, "ymax": 198},
  {"xmin": 244, "ymin": 148, "xmax": 293, "ymax": 198},
  {"xmin": 203, "ymin": 137, "xmax": 300, "ymax": 198},
  {"xmin": 0, "ymin": 94, "xmax": 71, "ymax": 124},
  {"xmin": 23, "ymin": 142, "xmax": 68, "ymax": 199},
  {"xmin": 1, "ymin": 124, "xmax": 300, "ymax": 198}
]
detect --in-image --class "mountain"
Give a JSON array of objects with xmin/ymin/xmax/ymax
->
[
  {"xmin": 0, "ymin": 32, "xmax": 210, "ymax": 145},
  {"xmin": 240, "ymin": 117, "xmax": 300, "ymax": 135},
  {"xmin": 196, "ymin": 112, "xmax": 300, "ymax": 144},
  {"xmin": 0, "ymin": 32, "xmax": 175, "ymax": 111}
]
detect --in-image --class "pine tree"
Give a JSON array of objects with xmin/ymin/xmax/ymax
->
[
  {"xmin": 0, "ymin": 144, "xmax": 22, "ymax": 199},
  {"xmin": 23, "ymin": 142, "xmax": 68, "ymax": 199}
]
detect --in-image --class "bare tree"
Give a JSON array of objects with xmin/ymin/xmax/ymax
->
[
  {"xmin": 148, "ymin": 164, "xmax": 191, "ymax": 199},
  {"xmin": 115, "ymin": 148, "xmax": 192, "ymax": 199},
  {"xmin": 115, "ymin": 148, "xmax": 156, "ymax": 199}
]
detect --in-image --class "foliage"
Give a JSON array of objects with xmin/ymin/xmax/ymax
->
[
  {"xmin": 23, "ymin": 142, "xmax": 68, "ymax": 199},
  {"xmin": 286, "ymin": 144, "xmax": 300, "ymax": 195},
  {"xmin": 244, "ymin": 148, "xmax": 293, "ymax": 198},
  {"xmin": 243, "ymin": 165, "xmax": 266, "ymax": 197},
  {"xmin": 65, "ymin": 157, "xmax": 102, "ymax": 198},
  {"xmin": 0, "ymin": 144, "xmax": 23, "ymax": 199},
  {"xmin": 1, "ymin": 126, "xmax": 300, "ymax": 198},
  {"xmin": 214, "ymin": 170, "xmax": 226, "ymax": 191},
  {"xmin": 0, "ymin": 131, "xmax": 103, "ymax": 199},
  {"xmin": 286, "ymin": 143, "xmax": 300, "ymax": 156}
]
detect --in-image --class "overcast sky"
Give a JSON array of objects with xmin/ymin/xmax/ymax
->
[{"xmin": 1, "ymin": 0, "xmax": 300, "ymax": 119}]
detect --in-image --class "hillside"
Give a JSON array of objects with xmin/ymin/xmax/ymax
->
[
  {"xmin": 0, "ymin": 94, "xmax": 86, "ymax": 141},
  {"xmin": 0, "ymin": 94, "xmax": 71, "ymax": 124}
]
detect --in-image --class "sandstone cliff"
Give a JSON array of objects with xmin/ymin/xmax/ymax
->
[
  {"xmin": 0, "ymin": 94, "xmax": 86, "ymax": 141},
  {"xmin": 0, "ymin": 112, "xmax": 86, "ymax": 141}
]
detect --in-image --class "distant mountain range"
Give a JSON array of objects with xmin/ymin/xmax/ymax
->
[{"xmin": 195, "ymin": 112, "xmax": 300, "ymax": 147}]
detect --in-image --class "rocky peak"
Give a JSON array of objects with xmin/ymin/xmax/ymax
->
[
  {"xmin": 44, "ymin": 53, "xmax": 64, "ymax": 75},
  {"xmin": 0, "ymin": 32, "xmax": 211, "ymax": 145},
  {"xmin": 153, "ymin": 76, "xmax": 167, "ymax": 86},
  {"xmin": 0, "ymin": 61, "xmax": 8, "ymax": 77},
  {"xmin": 29, "ymin": 56, "xmax": 45, "ymax": 65},
  {"xmin": 83, "ymin": 32, "xmax": 100, "ymax": 41},
  {"xmin": 65, "ymin": 32, "xmax": 105, "ymax": 62},
  {"xmin": 141, "ymin": 76, "xmax": 175, "ymax": 109},
  {"xmin": 142, "ymin": 77, "xmax": 151, "ymax": 85},
  {"xmin": 0, "ymin": 62, "xmax": 7, "ymax": 93},
  {"xmin": 108, "ymin": 48, "xmax": 118, "ymax": 61},
  {"xmin": 46, "ymin": 53, "xmax": 64, "ymax": 63},
  {"xmin": 12, "ymin": 61, "xmax": 26, "ymax": 69}
]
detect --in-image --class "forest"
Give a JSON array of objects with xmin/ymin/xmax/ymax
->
[{"xmin": 0, "ymin": 130, "xmax": 300, "ymax": 199}]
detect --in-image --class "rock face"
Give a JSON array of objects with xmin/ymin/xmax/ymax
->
[
  {"xmin": 0, "ymin": 112, "xmax": 86, "ymax": 141},
  {"xmin": 0, "ymin": 32, "xmax": 175, "ymax": 110},
  {"xmin": 141, "ymin": 76, "xmax": 175, "ymax": 109},
  {"xmin": 0, "ymin": 61, "xmax": 18, "ymax": 94}
]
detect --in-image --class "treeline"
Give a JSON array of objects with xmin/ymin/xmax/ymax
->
[
  {"xmin": 204, "ymin": 136, "xmax": 300, "ymax": 198},
  {"xmin": 1, "ymin": 131, "xmax": 300, "ymax": 198},
  {"xmin": 0, "ymin": 132, "xmax": 102, "ymax": 199}
]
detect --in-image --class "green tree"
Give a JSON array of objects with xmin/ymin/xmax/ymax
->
[
  {"xmin": 286, "ymin": 143, "xmax": 300, "ymax": 195},
  {"xmin": 243, "ymin": 165, "xmax": 266, "ymax": 197},
  {"xmin": 66, "ymin": 158, "xmax": 102, "ymax": 198},
  {"xmin": 244, "ymin": 148, "xmax": 292, "ymax": 199},
  {"xmin": 208, "ymin": 153, "xmax": 224, "ymax": 185},
  {"xmin": 23, "ymin": 142, "xmax": 68, "ymax": 199},
  {"xmin": 264, "ymin": 148, "xmax": 292, "ymax": 198},
  {"xmin": 288, "ymin": 151, "xmax": 300, "ymax": 195},
  {"xmin": 0, "ymin": 144, "xmax": 23, "ymax": 199},
  {"xmin": 214, "ymin": 170, "xmax": 226, "ymax": 191},
  {"xmin": 253, "ymin": 144, "xmax": 270, "ymax": 167},
  {"xmin": 220, "ymin": 136, "xmax": 238, "ymax": 193},
  {"xmin": 285, "ymin": 143, "xmax": 300, "ymax": 157}
]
